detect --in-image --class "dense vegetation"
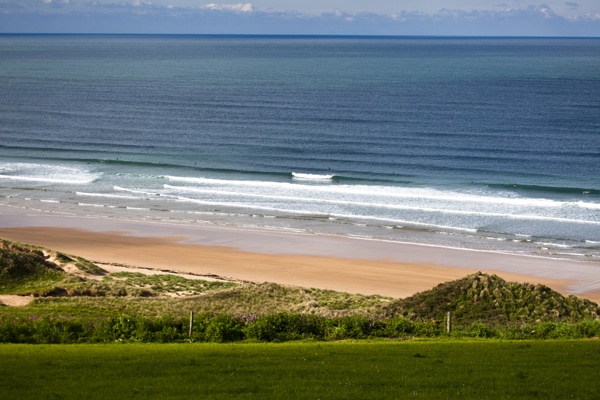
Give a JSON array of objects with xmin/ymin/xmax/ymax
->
[
  {"xmin": 1, "ymin": 237, "xmax": 599, "ymax": 343},
  {"xmin": 3, "ymin": 309, "xmax": 600, "ymax": 344},
  {"xmin": 388, "ymin": 272, "xmax": 600, "ymax": 324}
]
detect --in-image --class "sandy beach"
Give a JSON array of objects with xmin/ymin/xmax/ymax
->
[{"xmin": 2, "ymin": 210, "xmax": 600, "ymax": 302}]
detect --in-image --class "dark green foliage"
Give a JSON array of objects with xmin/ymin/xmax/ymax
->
[
  {"xmin": 0, "ymin": 247, "xmax": 67, "ymax": 294},
  {"xmin": 326, "ymin": 315, "xmax": 385, "ymax": 340},
  {"xmin": 387, "ymin": 272, "xmax": 600, "ymax": 326},
  {"xmin": 383, "ymin": 317, "xmax": 415, "ymax": 337},
  {"xmin": 104, "ymin": 315, "xmax": 187, "ymax": 343},
  {"xmin": 3, "ymin": 310, "xmax": 599, "ymax": 344},
  {"xmin": 242, "ymin": 313, "xmax": 326, "ymax": 342},
  {"xmin": 0, "ymin": 316, "xmax": 93, "ymax": 344},
  {"xmin": 192, "ymin": 314, "xmax": 245, "ymax": 343}
]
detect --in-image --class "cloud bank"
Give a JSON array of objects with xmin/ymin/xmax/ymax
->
[
  {"xmin": 0, "ymin": 1, "xmax": 598, "ymax": 36},
  {"xmin": 202, "ymin": 3, "xmax": 254, "ymax": 13}
]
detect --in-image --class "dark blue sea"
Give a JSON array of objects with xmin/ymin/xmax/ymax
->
[{"xmin": 1, "ymin": 35, "xmax": 599, "ymax": 261}]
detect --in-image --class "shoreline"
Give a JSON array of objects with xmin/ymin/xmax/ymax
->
[{"xmin": 2, "ymin": 210, "xmax": 599, "ymax": 302}]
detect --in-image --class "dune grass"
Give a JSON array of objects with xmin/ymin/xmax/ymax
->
[{"xmin": 0, "ymin": 340, "xmax": 599, "ymax": 399}]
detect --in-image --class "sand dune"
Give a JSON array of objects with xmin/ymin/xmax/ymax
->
[{"xmin": 3, "ymin": 212, "xmax": 597, "ymax": 302}]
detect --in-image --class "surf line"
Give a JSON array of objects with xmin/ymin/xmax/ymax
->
[{"xmin": 291, "ymin": 172, "xmax": 335, "ymax": 181}]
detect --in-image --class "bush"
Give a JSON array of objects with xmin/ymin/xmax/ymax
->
[
  {"xmin": 464, "ymin": 322, "xmax": 496, "ymax": 338},
  {"xmin": 574, "ymin": 320, "xmax": 600, "ymax": 338},
  {"xmin": 412, "ymin": 320, "xmax": 444, "ymax": 337},
  {"xmin": 325, "ymin": 315, "xmax": 385, "ymax": 340},
  {"xmin": 153, "ymin": 315, "xmax": 186, "ymax": 343},
  {"xmin": 203, "ymin": 314, "xmax": 244, "ymax": 343},
  {"xmin": 384, "ymin": 317, "xmax": 415, "ymax": 337},
  {"xmin": 0, "ymin": 317, "xmax": 35, "ymax": 343},
  {"xmin": 243, "ymin": 313, "xmax": 326, "ymax": 342}
]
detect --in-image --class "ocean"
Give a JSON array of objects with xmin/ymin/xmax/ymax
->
[{"xmin": 1, "ymin": 34, "xmax": 599, "ymax": 261}]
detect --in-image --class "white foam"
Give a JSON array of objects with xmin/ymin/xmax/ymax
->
[
  {"xmin": 575, "ymin": 201, "xmax": 600, "ymax": 210},
  {"xmin": 77, "ymin": 202, "xmax": 106, "ymax": 208},
  {"xmin": 0, "ymin": 162, "xmax": 101, "ymax": 185},
  {"xmin": 164, "ymin": 175, "xmax": 576, "ymax": 212},
  {"xmin": 18, "ymin": 167, "xmax": 593, "ymax": 256},
  {"xmin": 161, "ymin": 183, "xmax": 599, "ymax": 226},
  {"xmin": 291, "ymin": 172, "xmax": 334, "ymax": 181},
  {"xmin": 76, "ymin": 191, "xmax": 140, "ymax": 200}
]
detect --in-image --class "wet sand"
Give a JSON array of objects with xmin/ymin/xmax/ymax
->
[{"xmin": 2, "ymin": 211, "xmax": 599, "ymax": 302}]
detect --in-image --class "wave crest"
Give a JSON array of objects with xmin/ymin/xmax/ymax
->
[{"xmin": 291, "ymin": 172, "xmax": 334, "ymax": 181}]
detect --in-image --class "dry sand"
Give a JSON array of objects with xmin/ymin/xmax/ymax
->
[{"xmin": 2, "ymin": 215, "xmax": 599, "ymax": 302}]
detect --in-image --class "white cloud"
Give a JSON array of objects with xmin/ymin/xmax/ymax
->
[
  {"xmin": 132, "ymin": 0, "xmax": 153, "ymax": 6},
  {"xmin": 0, "ymin": 0, "xmax": 598, "ymax": 35},
  {"xmin": 203, "ymin": 3, "xmax": 254, "ymax": 13},
  {"xmin": 569, "ymin": 11, "xmax": 600, "ymax": 21}
]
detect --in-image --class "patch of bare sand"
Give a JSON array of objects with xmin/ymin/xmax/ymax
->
[{"xmin": 0, "ymin": 295, "xmax": 34, "ymax": 307}]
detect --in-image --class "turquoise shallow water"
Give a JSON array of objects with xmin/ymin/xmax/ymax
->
[{"xmin": 1, "ymin": 35, "xmax": 599, "ymax": 261}]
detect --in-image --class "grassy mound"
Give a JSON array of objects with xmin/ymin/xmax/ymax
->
[
  {"xmin": 387, "ymin": 272, "xmax": 600, "ymax": 325},
  {"xmin": 0, "ymin": 241, "xmax": 69, "ymax": 295}
]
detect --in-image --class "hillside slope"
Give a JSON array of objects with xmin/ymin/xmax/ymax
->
[
  {"xmin": 0, "ymin": 240, "xmax": 70, "ymax": 295},
  {"xmin": 385, "ymin": 272, "xmax": 600, "ymax": 325}
]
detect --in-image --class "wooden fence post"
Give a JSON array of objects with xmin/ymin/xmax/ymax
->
[
  {"xmin": 446, "ymin": 311, "xmax": 452, "ymax": 334},
  {"xmin": 189, "ymin": 311, "xmax": 194, "ymax": 337}
]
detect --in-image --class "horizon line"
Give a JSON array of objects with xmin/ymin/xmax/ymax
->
[{"xmin": 1, "ymin": 33, "xmax": 599, "ymax": 39}]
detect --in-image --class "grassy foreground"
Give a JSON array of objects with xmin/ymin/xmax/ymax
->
[{"xmin": 1, "ymin": 340, "xmax": 599, "ymax": 399}]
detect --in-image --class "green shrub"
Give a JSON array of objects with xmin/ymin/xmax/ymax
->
[
  {"xmin": 0, "ymin": 317, "xmax": 34, "ymax": 343},
  {"xmin": 109, "ymin": 316, "xmax": 154, "ymax": 342},
  {"xmin": 412, "ymin": 320, "xmax": 444, "ymax": 337},
  {"xmin": 384, "ymin": 317, "xmax": 415, "ymax": 337},
  {"xmin": 243, "ymin": 313, "xmax": 326, "ymax": 342},
  {"xmin": 152, "ymin": 315, "xmax": 186, "ymax": 343},
  {"xmin": 325, "ymin": 315, "xmax": 384, "ymax": 340},
  {"xmin": 203, "ymin": 314, "xmax": 244, "ymax": 343},
  {"xmin": 464, "ymin": 322, "xmax": 496, "ymax": 338},
  {"xmin": 31, "ymin": 317, "xmax": 85, "ymax": 344}
]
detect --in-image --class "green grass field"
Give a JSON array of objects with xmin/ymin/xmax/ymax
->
[{"xmin": 1, "ymin": 340, "xmax": 599, "ymax": 399}]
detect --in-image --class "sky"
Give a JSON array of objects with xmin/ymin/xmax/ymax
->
[{"xmin": 0, "ymin": 0, "xmax": 599, "ymax": 36}]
